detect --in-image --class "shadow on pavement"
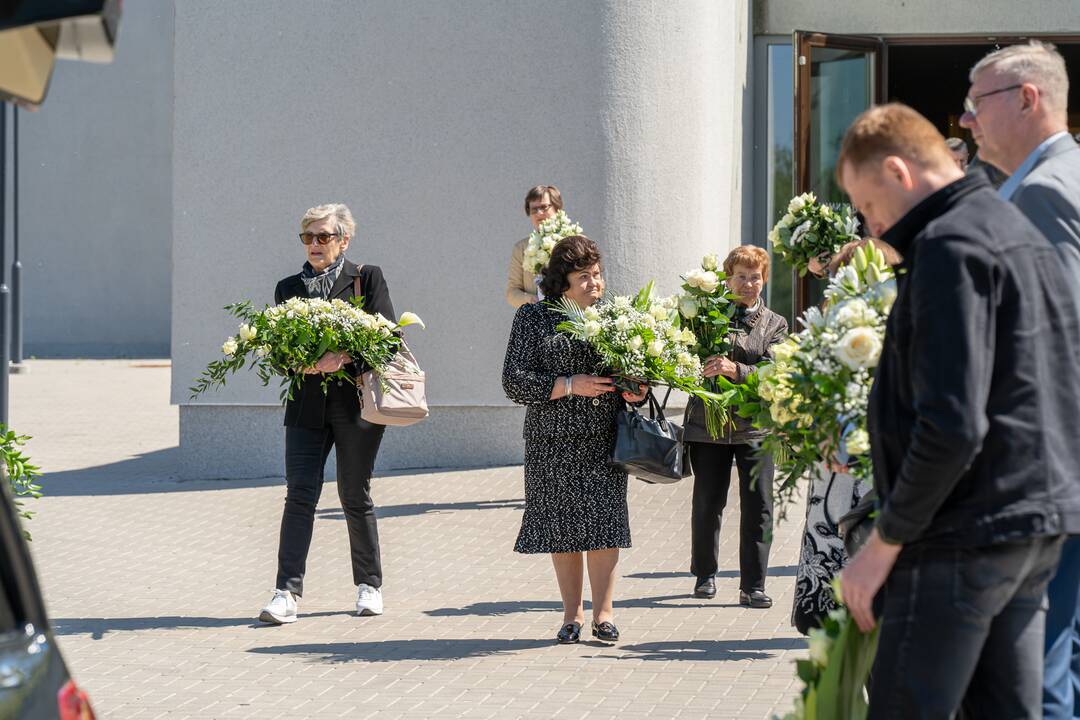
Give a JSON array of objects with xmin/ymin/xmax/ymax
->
[
  {"xmin": 52, "ymin": 610, "xmax": 358, "ymax": 639},
  {"xmin": 624, "ymin": 565, "xmax": 799, "ymax": 580},
  {"xmin": 607, "ymin": 637, "xmax": 804, "ymax": 661},
  {"xmin": 247, "ymin": 638, "xmax": 551, "ymax": 663},
  {"xmin": 313, "ymin": 498, "xmax": 525, "ymax": 521},
  {"xmin": 424, "ymin": 593, "xmax": 748, "ymax": 617}
]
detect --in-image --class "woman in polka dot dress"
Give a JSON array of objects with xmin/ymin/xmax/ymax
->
[{"xmin": 502, "ymin": 235, "xmax": 646, "ymax": 645}]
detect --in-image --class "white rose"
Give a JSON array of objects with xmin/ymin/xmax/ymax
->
[
  {"xmin": 697, "ymin": 271, "xmax": 720, "ymax": 294},
  {"xmin": 679, "ymin": 328, "xmax": 696, "ymax": 345},
  {"xmin": 647, "ymin": 339, "xmax": 666, "ymax": 357},
  {"xmin": 584, "ymin": 321, "xmax": 602, "ymax": 338},
  {"xmin": 679, "ymin": 296, "xmax": 699, "ymax": 318},
  {"xmin": 612, "ymin": 296, "xmax": 631, "ymax": 309},
  {"xmin": 835, "ymin": 326, "xmax": 883, "ymax": 370},
  {"xmin": 676, "ymin": 351, "xmax": 694, "ymax": 367},
  {"xmin": 701, "ymin": 253, "xmax": 719, "ymax": 271},
  {"xmin": 780, "ymin": 212, "xmax": 795, "ymax": 227},
  {"xmin": 583, "ymin": 306, "xmax": 601, "ymax": 322},
  {"xmin": 542, "ymin": 237, "xmax": 557, "ymax": 252},
  {"xmin": 829, "ymin": 298, "xmax": 874, "ymax": 328},
  {"xmin": 788, "ymin": 195, "xmax": 807, "ymax": 214},
  {"xmin": 627, "ymin": 335, "xmax": 644, "ymax": 351},
  {"xmin": 665, "ymin": 325, "xmax": 680, "ymax": 340},
  {"xmin": 238, "ymin": 324, "xmax": 257, "ymax": 342},
  {"xmin": 650, "ymin": 305, "xmax": 669, "ymax": 322},
  {"xmin": 685, "ymin": 269, "xmax": 704, "ymax": 289},
  {"xmin": 845, "ymin": 427, "xmax": 870, "ymax": 456},
  {"xmin": 614, "ymin": 316, "xmax": 631, "ymax": 332},
  {"xmin": 767, "ymin": 227, "xmax": 781, "ymax": 247},
  {"xmin": 772, "ymin": 339, "xmax": 798, "ymax": 364},
  {"xmin": 871, "ymin": 277, "xmax": 898, "ymax": 310},
  {"xmin": 222, "ymin": 338, "xmax": 239, "ymax": 356}
]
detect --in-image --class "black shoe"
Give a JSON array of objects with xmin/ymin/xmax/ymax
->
[
  {"xmin": 739, "ymin": 590, "xmax": 773, "ymax": 608},
  {"xmin": 592, "ymin": 620, "xmax": 620, "ymax": 643},
  {"xmin": 556, "ymin": 621, "xmax": 581, "ymax": 644},
  {"xmin": 693, "ymin": 576, "xmax": 716, "ymax": 599}
]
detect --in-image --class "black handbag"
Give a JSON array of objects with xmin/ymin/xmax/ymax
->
[{"xmin": 611, "ymin": 388, "xmax": 691, "ymax": 484}]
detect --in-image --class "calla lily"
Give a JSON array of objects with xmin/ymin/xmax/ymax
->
[{"xmin": 396, "ymin": 311, "xmax": 426, "ymax": 329}]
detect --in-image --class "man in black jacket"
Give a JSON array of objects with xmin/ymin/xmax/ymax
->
[{"xmin": 838, "ymin": 103, "xmax": 1080, "ymax": 718}]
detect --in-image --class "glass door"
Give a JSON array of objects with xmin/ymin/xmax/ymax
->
[{"xmin": 793, "ymin": 32, "xmax": 883, "ymax": 315}]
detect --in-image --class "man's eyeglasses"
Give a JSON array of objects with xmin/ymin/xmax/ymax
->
[
  {"xmin": 299, "ymin": 232, "xmax": 341, "ymax": 245},
  {"xmin": 963, "ymin": 84, "xmax": 1023, "ymax": 116},
  {"xmin": 528, "ymin": 203, "xmax": 554, "ymax": 216}
]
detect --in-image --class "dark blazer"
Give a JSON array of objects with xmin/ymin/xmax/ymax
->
[
  {"xmin": 871, "ymin": 172, "xmax": 1080, "ymax": 546},
  {"xmin": 274, "ymin": 259, "xmax": 396, "ymax": 429}
]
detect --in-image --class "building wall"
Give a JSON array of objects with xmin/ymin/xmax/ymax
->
[
  {"xmin": 17, "ymin": 0, "xmax": 173, "ymax": 358},
  {"xmin": 755, "ymin": 0, "xmax": 1080, "ymax": 35},
  {"xmin": 172, "ymin": 0, "xmax": 752, "ymax": 477}
]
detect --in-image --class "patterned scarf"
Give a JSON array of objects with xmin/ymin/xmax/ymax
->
[{"xmin": 300, "ymin": 255, "xmax": 345, "ymax": 299}]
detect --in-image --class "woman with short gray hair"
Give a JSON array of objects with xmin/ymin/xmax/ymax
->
[{"xmin": 259, "ymin": 202, "xmax": 397, "ymax": 625}]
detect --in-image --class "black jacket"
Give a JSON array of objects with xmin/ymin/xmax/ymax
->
[
  {"xmin": 870, "ymin": 172, "xmax": 1080, "ymax": 546},
  {"xmin": 274, "ymin": 259, "xmax": 396, "ymax": 429},
  {"xmin": 683, "ymin": 301, "xmax": 788, "ymax": 444}
]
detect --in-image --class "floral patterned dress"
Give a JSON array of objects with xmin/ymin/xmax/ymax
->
[
  {"xmin": 502, "ymin": 301, "xmax": 632, "ymax": 554},
  {"xmin": 791, "ymin": 467, "xmax": 872, "ymax": 634}
]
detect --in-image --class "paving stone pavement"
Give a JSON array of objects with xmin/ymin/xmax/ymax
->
[{"xmin": 11, "ymin": 360, "xmax": 806, "ymax": 719}]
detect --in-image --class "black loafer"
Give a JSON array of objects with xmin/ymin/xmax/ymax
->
[
  {"xmin": 739, "ymin": 590, "xmax": 773, "ymax": 608},
  {"xmin": 556, "ymin": 622, "xmax": 581, "ymax": 644},
  {"xmin": 592, "ymin": 620, "xmax": 620, "ymax": 643},
  {"xmin": 693, "ymin": 576, "xmax": 716, "ymax": 599}
]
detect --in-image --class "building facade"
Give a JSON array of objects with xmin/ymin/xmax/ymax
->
[{"xmin": 17, "ymin": 1, "xmax": 1080, "ymax": 477}]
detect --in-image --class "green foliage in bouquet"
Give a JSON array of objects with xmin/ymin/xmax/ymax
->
[
  {"xmin": 676, "ymin": 252, "xmax": 739, "ymax": 437},
  {"xmin": 1, "ymin": 425, "xmax": 42, "ymax": 541},
  {"xmin": 769, "ymin": 193, "xmax": 861, "ymax": 276},
  {"xmin": 774, "ymin": 580, "xmax": 879, "ymax": 720},
  {"xmin": 554, "ymin": 282, "xmax": 739, "ymax": 420},
  {"xmin": 522, "ymin": 210, "xmax": 584, "ymax": 275},
  {"xmin": 190, "ymin": 296, "xmax": 425, "ymax": 402},
  {"xmin": 735, "ymin": 242, "xmax": 896, "ymax": 517}
]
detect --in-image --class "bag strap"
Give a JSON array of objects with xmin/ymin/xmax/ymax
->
[{"xmin": 659, "ymin": 385, "xmax": 673, "ymax": 410}]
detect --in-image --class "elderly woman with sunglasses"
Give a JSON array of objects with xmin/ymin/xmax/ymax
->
[{"xmin": 258, "ymin": 203, "xmax": 396, "ymax": 626}]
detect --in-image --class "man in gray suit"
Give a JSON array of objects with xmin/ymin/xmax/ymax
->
[{"xmin": 962, "ymin": 40, "xmax": 1080, "ymax": 720}]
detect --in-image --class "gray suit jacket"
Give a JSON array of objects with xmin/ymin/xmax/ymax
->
[
  {"xmin": 1010, "ymin": 133, "xmax": 1080, "ymax": 533},
  {"xmin": 1011, "ymin": 135, "xmax": 1080, "ymax": 311}
]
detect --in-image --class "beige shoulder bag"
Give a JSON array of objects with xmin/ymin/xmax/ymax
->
[{"xmin": 353, "ymin": 271, "xmax": 429, "ymax": 426}]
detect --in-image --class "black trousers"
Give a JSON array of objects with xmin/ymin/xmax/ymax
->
[
  {"xmin": 275, "ymin": 393, "xmax": 386, "ymax": 597},
  {"xmin": 688, "ymin": 441, "xmax": 774, "ymax": 592},
  {"xmin": 868, "ymin": 535, "xmax": 1064, "ymax": 720}
]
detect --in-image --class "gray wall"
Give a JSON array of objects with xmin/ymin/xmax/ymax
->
[
  {"xmin": 755, "ymin": 0, "xmax": 1080, "ymax": 35},
  {"xmin": 17, "ymin": 1, "xmax": 173, "ymax": 358},
  {"xmin": 173, "ymin": 0, "xmax": 751, "ymax": 477}
]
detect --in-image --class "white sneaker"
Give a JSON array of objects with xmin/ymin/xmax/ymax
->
[
  {"xmin": 355, "ymin": 584, "xmax": 383, "ymax": 616},
  {"xmin": 259, "ymin": 589, "xmax": 298, "ymax": 624}
]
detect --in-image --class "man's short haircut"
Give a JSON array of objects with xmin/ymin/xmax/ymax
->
[
  {"xmin": 970, "ymin": 40, "xmax": 1069, "ymax": 119},
  {"xmin": 523, "ymin": 185, "xmax": 564, "ymax": 215},
  {"xmin": 836, "ymin": 103, "xmax": 954, "ymax": 186},
  {"xmin": 944, "ymin": 137, "xmax": 968, "ymax": 154}
]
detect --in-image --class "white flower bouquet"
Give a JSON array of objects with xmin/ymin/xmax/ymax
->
[
  {"xmin": 736, "ymin": 241, "xmax": 895, "ymax": 512},
  {"xmin": 773, "ymin": 579, "xmax": 879, "ymax": 720},
  {"xmin": 190, "ymin": 296, "xmax": 425, "ymax": 401},
  {"xmin": 768, "ymin": 193, "xmax": 861, "ymax": 276},
  {"xmin": 522, "ymin": 210, "xmax": 585, "ymax": 275},
  {"xmin": 677, "ymin": 253, "xmax": 740, "ymax": 437},
  {"xmin": 554, "ymin": 282, "xmax": 736, "ymax": 412}
]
